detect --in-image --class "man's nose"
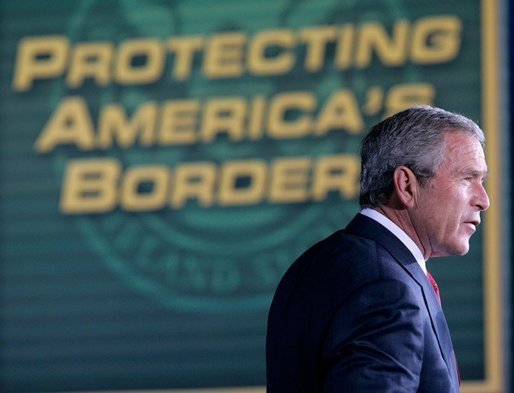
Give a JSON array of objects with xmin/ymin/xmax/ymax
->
[{"xmin": 475, "ymin": 183, "xmax": 490, "ymax": 211}]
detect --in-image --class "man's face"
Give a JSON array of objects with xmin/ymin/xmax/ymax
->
[{"xmin": 413, "ymin": 132, "xmax": 489, "ymax": 257}]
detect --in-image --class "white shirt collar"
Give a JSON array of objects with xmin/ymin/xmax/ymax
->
[{"xmin": 360, "ymin": 208, "xmax": 427, "ymax": 275}]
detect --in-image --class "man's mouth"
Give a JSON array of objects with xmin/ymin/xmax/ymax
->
[{"xmin": 464, "ymin": 219, "xmax": 480, "ymax": 231}]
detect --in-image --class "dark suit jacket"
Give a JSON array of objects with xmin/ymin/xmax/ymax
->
[{"xmin": 266, "ymin": 213, "xmax": 460, "ymax": 392}]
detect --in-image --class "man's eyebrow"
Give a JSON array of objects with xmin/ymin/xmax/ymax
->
[{"xmin": 463, "ymin": 169, "xmax": 489, "ymax": 180}]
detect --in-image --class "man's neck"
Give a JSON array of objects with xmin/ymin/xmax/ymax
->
[
  {"xmin": 361, "ymin": 209, "xmax": 427, "ymax": 274},
  {"xmin": 369, "ymin": 206, "xmax": 430, "ymax": 261}
]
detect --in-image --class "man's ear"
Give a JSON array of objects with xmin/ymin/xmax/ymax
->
[{"xmin": 392, "ymin": 166, "xmax": 418, "ymax": 208}]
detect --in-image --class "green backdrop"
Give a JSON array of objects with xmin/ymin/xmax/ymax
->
[{"xmin": 0, "ymin": 1, "xmax": 503, "ymax": 392}]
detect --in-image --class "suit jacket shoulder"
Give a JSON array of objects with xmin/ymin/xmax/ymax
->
[{"xmin": 266, "ymin": 213, "xmax": 460, "ymax": 393}]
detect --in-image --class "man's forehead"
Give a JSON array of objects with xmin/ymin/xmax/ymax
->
[
  {"xmin": 439, "ymin": 132, "xmax": 487, "ymax": 172},
  {"xmin": 442, "ymin": 132, "xmax": 485, "ymax": 156}
]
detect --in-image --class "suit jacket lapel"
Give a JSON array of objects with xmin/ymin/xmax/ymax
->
[{"xmin": 345, "ymin": 214, "xmax": 459, "ymax": 387}]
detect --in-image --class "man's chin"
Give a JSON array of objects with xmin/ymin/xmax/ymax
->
[
  {"xmin": 452, "ymin": 242, "xmax": 470, "ymax": 256},
  {"xmin": 432, "ymin": 242, "xmax": 470, "ymax": 257}
]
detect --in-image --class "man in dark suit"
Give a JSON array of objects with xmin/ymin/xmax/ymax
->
[{"xmin": 266, "ymin": 106, "xmax": 489, "ymax": 392}]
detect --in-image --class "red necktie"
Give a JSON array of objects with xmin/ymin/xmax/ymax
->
[
  {"xmin": 427, "ymin": 271, "xmax": 461, "ymax": 384},
  {"xmin": 427, "ymin": 271, "xmax": 441, "ymax": 303}
]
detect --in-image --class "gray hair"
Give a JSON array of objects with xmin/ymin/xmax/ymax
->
[{"xmin": 359, "ymin": 105, "xmax": 485, "ymax": 208}]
